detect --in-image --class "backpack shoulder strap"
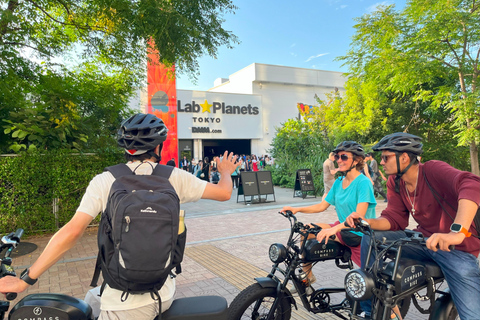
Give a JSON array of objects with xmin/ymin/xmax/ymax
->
[
  {"xmin": 105, "ymin": 164, "xmax": 134, "ymax": 178},
  {"xmin": 152, "ymin": 164, "xmax": 174, "ymax": 179},
  {"xmin": 423, "ymin": 166, "xmax": 480, "ymax": 238}
]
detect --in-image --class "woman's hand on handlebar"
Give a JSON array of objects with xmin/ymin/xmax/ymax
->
[
  {"xmin": 0, "ymin": 275, "xmax": 29, "ymax": 296},
  {"xmin": 281, "ymin": 206, "xmax": 299, "ymax": 215},
  {"xmin": 426, "ymin": 232, "xmax": 465, "ymax": 252},
  {"xmin": 316, "ymin": 227, "xmax": 337, "ymax": 244}
]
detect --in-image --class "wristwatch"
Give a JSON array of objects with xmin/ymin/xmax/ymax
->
[
  {"xmin": 450, "ymin": 223, "xmax": 472, "ymax": 238},
  {"xmin": 20, "ymin": 268, "xmax": 38, "ymax": 285}
]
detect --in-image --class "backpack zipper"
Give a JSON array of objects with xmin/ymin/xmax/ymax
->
[{"xmin": 125, "ymin": 216, "xmax": 131, "ymax": 232}]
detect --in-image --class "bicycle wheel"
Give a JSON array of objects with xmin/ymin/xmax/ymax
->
[
  {"xmin": 229, "ymin": 283, "xmax": 292, "ymax": 320},
  {"xmin": 429, "ymin": 294, "xmax": 459, "ymax": 320}
]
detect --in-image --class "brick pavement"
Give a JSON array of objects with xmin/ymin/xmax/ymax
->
[{"xmin": 3, "ymin": 186, "xmax": 430, "ymax": 319}]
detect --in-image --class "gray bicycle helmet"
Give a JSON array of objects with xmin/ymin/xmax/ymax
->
[
  {"xmin": 333, "ymin": 141, "xmax": 365, "ymax": 158},
  {"xmin": 117, "ymin": 113, "xmax": 168, "ymax": 155},
  {"xmin": 372, "ymin": 132, "xmax": 423, "ymax": 155}
]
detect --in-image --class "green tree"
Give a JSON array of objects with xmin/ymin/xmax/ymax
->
[
  {"xmin": 269, "ymin": 118, "xmax": 334, "ymax": 194},
  {"xmin": 1, "ymin": 62, "xmax": 134, "ymax": 152},
  {"xmin": 0, "ymin": 0, "xmax": 238, "ymax": 152},
  {"xmin": 339, "ymin": 0, "xmax": 480, "ymax": 174}
]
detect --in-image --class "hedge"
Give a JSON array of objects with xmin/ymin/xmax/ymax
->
[{"xmin": 0, "ymin": 149, "xmax": 124, "ymax": 235}]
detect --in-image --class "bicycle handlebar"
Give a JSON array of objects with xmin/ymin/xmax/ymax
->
[
  {"xmin": 1, "ymin": 229, "xmax": 24, "ymax": 250},
  {"xmin": 278, "ymin": 211, "xmax": 336, "ymax": 240},
  {"xmin": 11, "ymin": 229, "xmax": 24, "ymax": 243},
  {"xmin": 1, "ymin": 229, "xmax": 25, "ymax": 301}
]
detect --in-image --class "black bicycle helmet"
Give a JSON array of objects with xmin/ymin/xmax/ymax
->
[
  {"xmin": 333, "ymin": 141, "xmax": 365, "ymax": 158},
  {"xmin": 373, "ymin": 132, "xmax": 423, "ymax": 193},
  {"xmin": 117, "ymin": 113, "xmax": 168, "ymax": 155},
  {"xmin": 372, "ymin": 132, "xmax": 423, "ymax": 155}
]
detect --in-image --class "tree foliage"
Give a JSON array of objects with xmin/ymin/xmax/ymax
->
[
  {"xmin": 338, "ymin": 0, "xmax": 480, "ymax": 174},
  {"xmin": 0, "ymin": 0, "xmax": 238, "ymax": 153},
  {"xmin": 268, "ymin": 118, "xmax": 334, "ymax": 193}
]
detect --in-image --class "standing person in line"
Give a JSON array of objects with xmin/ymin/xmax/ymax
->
[
  {"xmin": 366, "ymin": 152, "xmax": 388, "ymax": 202},
  {"xmin": 346, "ymin": 132, "xmax": 480, "ymax": 320},
  {"xmin": 231, "ymin": 158, "xmax": 240, "ymax": 188},
  {"xmin": 210, "ymin": 166, "xmax": 220, "ymax": 184},
  {"xmin": 193, "ymin": 160, "xmax": 203, "ymax": 178},
  {"xmin": 252, "ymin": 154, "xmax": 259, "ymax": 172},
  {"xmin": 239, "ymin": 155, "xmax": 246, "ymax": 172},
  {"xmin": 0, "ymin": 113, "xmax": 242, "ymax": 320},
  {"xmin": 200, "ymin": 156, "xmax": 210, "ymax": 182},
  {"xmin": 245, "ymin": 155, "xmax": 251, "ymax": 171},
  {"xmin": 189, "ymin": 158, "xmax": 196, "ymax": 173},
  {"xmin": 322, "ymin": 152, "xmax": 339, "ymax": 201},
  {"xmin": 180, "ymin": 156, "xmax": 189, "ymax": 171},
  {"xmin": 282, "ymin": 141, "xmax": 376, "ymax": 287}
]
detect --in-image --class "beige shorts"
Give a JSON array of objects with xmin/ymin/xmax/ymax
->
[{"xmin": 98, "ymin": 297, "xmax": 174, "ymax": 320}]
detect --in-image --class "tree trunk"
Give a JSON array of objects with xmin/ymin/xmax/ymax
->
[{"xmin": 470, "ymin": 141, "xmax": 480, "ymax": 176}]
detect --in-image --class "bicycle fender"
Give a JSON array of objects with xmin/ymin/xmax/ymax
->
[
  {"xmin": 254, "ymin": 277, "xmax": 297, "ymax": 309},
  {"xmin": 429, "ymin": 291, "xmax": 457, "ymax": 320},
  {"xmin": 255, "ymin": 277, "xmax": 278, "ymax": 288}
]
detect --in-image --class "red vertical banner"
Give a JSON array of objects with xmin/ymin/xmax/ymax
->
[{"xmin": 147, "ymin": 45, "xmax": 178, "ymax": 165}]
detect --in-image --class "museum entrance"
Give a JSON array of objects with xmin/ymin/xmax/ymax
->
[{"xmin": 202, "ymin": 139, "xmax": 251, "ymax": 160}]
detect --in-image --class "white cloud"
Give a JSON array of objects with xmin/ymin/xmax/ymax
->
[
  {"xmin": 305, "ymin": 53, "xmax": 329, "ymax": 62},
  {"xmin": 290, "ymin": 52, "xmax": 298, "ymax": 57},
  {"xmin": 367, "ymin": 1, "xmax": 392, "ymax": 13},
  {"xmin": 290, "ymin": 43, "xmax": 296, "ymax": 48}
]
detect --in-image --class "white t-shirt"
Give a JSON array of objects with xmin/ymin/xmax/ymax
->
[{"xmin": 77, "ymin": 161, "xmax": 207, "ymax": 311}]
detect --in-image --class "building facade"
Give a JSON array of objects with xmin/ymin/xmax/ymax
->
[{"xmin": 145, "ymin": 63, "xmax": 346, "ymax": 162}]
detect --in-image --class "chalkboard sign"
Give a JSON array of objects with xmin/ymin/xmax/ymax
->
[
  {"xmin": 294, "ymin": 169, "xmax": 316, "ymax": 199},
  {"xmin": 237, "ymin": 171, "xmax": 276, "ymax": 204},
  {"xmin": 257, "ymin": 171, "xmax": 275, "ymax": 201},
  {"xmin": 240, "ymin": 172, "xmax": 259, "ymax": 196}
]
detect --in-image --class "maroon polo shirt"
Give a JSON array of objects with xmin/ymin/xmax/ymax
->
[{"xmin": 381, "ymin": 161, "xmax": 480, "ymax": 257}]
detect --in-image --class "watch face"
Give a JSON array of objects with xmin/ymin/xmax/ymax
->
[{"xmin": 451, "ymin": 223, "xmax": 462, "ymax": 232}]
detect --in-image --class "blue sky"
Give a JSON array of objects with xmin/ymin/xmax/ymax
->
[{"xmin": 177, "ymin": 0, "xmax": 406, "ymax": 91}]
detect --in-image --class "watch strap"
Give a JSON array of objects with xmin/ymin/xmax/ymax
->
[
  {"xmin": 451, "ymin": 224, "xmax": 472, "ymax": 238},
  {"xmin": 460, "ymin": 227, "xmax": 472, "ymax": 238},
  {"xmin": 20, "ymin": 268, "xmax": 38, "ymax": 285}
]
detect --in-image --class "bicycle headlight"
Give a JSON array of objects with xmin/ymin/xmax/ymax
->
[
  {"xmin": 268, "ymin": 243, "xmax": 287, "ymax": 263},
  {"xmin": 345, "ymin": 269, "xmax": 375, "ymax": 300}
]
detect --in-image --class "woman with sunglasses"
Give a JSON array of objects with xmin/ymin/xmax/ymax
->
[{"xmin": 282, "ymin": 141, "xmax": 377, "ymax": 286}]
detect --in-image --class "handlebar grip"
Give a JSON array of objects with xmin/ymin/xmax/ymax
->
[
  {"xmin": 5, "ymin": 292, "xmax": 17, "ymax": 300},
  {"xmin": 11, "ymin": 229, "xmax": 24, "ymax": 242}
]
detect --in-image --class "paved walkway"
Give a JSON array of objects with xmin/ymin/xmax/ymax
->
[{"xmin": 6, "ymin": 186, "xmax": 429, "ymax": 319}]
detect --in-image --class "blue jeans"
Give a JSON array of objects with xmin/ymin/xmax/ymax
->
[{"xmin": 359, "ymin": 230, "xmax": 480, "ymax": 320}]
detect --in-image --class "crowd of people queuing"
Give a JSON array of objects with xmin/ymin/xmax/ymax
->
[{"xmin": 177, "ymin": 153, "xmax": 274, "ymax": 184}]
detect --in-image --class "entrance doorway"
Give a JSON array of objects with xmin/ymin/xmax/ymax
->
[{"xmin": 202, "ymin": 139, "xmax": 250, "ymax": 160}]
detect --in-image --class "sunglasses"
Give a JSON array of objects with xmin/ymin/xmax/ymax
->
[
  {"xmin": 380, "ymin": 154, "xmax": 396, "ymax": 162},
  {"xmin": 334, "ymin": 154, "xmax": 353, "ymax": 162}
]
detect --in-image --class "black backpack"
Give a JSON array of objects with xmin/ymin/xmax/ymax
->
[{"xmin": 91, "ymin": 164, "xmax": 186, "ymax": 307}]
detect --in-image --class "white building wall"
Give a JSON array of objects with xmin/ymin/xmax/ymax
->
[
  {"xmin": 209, "ymin": 64, "xmax": 256, "ymax": 94},
  {"xmin": 209, "ymin": 63, "xmax": 345, "ymax": 156}
]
